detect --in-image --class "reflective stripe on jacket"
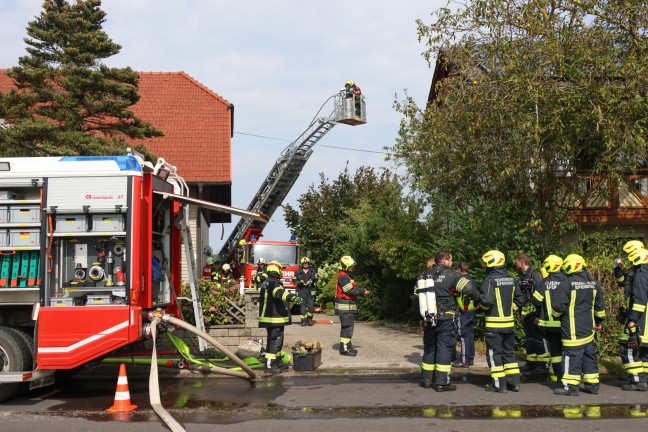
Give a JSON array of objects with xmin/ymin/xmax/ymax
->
[{"xmin": 480, "ymin": 267, "xmax": 524, "ymax": 332}]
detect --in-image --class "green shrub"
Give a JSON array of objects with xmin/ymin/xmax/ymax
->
[{"xmin": 180, "ymin": 279, "xmax": 240, "ymax": 326}]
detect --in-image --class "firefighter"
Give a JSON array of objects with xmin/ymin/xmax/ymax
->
[
  {"xmin": 616, "ymin": 240, "xmax": 645, "ymax": 389},
  {"xmin": 292, "ymin": 257, "xmax": 318, "ymax": 326},
  {"xmin": 531, "ymin": 255, "xmax": 567, "ymax": 381},
  {"xmin": 416, "ymin": 250, "xmax": 479, "ymax": 391},
  {"xmin": 252, "ymin": 258, "xmax": 268, "ymax": 290},
  {"xmin": 480, "ymin": 250, "xmax": 525, "ymax": 393},
  {"xmin": 258, "ymin": 262, "xmax": 302, "ymax": 373},
  {"xmin": 623, "ymin": 248, "xmax": 648, "ymax": 391},
  {"xmin": 454, "ymin": 261, "xmax": 477, "ymax": 368},
  {"xmin": 515, "ymin": 253, "xmax": 546, "ymax": 375},
  {"xmin": 335, "ymin": 255, "xmax": 369, "ymax": 356},
  {"xmin": 202, "ymin": 256, "xmax": 214, "ymax": 280},
  {"xmin": 551, "ymin": 254, "xmax": 606, "ymax": 396},
  {"xmin": 211, "ymin": 263, "xmax": 233, "ymax": 287}
]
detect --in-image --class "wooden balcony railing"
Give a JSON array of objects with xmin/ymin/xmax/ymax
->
[{"xmin": 561, "ymin": 171, "xmax": 648, "ymax": 224}]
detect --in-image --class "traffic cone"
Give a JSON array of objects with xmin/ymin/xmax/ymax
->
[{"xmin": 107, "ymin": 364, "xmax": 138, "ymax": 412}]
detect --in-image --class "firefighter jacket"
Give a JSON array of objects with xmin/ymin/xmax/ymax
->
[
  {"xmin": 531, "ymin": 271, "xmax": 567, "ymax": 331},
  {"xmin": 292, "ymin": 268, "xmax": 318, "ymax": 290},
  {"xmin": 335, "ymin": 270, "xmax": 365, "ymax": 314},
  {"xmin": 253, "ymin": 267, "xmax": 267, "ymax": 290},
  {"xmin": 519, "ymin": 266, "xmax": 543, "ymax": 317},
  {"xmin": 258, "ymin": 273, "xmax": 296, "ymax": 328},
  {"xmin": 480, "ymin": 267, "xmax": 524, "ymax": 332},
  {"xmin": 616, "ymin": 266, "xmax": 637, "ymax": 323},
  {"xmin": 551, "ymin": 270, "xmax": 606, "ymax": 348},
  {"xmin": 628, "ymin": 265, "xmax": 648, "ymax": 346},
  {"xmin": 415, "ymin": 264, "xmax": 479, "ymax": 321}
]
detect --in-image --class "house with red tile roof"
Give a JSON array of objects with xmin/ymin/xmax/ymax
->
[{"xmin": 0, "ymin": 70, "xmax": 233, "ymax": 278}]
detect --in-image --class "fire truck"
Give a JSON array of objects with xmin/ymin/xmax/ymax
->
[
  {"xmin": 218, "ymin": 88, "xmax": 367, "ymax": 289},
  {"xmin": 0, "ymin": 151, "xmax": 266, "ymax": 402}
]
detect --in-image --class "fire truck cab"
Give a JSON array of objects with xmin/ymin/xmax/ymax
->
[{"xmin": 243, "ymin": 238, "xmax": 300, "ymax": 291}]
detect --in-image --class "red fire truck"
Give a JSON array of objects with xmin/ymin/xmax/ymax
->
[{"xmin": 0, "ymin": 152, "xmax": 265, "ymax": 402}]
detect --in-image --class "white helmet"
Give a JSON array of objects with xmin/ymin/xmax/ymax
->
[{"xmin": 222, "ymin": 263, "xmax": 231, "ymax": 271}]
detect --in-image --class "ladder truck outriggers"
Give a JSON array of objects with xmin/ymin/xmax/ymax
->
[
  {"xmin": 217, "ymin": 86, "xmax": 366, "ymax": 291},
  {"xmin": 0, "ymin": 151, "xmax": 267, "ymax": 403}
]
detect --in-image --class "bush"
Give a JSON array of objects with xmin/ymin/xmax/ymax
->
[{"xmin": 180, "ymin": 279, "xmax": 240, "ymax": 326}]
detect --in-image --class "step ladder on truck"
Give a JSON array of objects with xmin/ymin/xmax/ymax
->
[
  {"xmin": 0, "ymin": 151, "xmax": 268, "ymax": 403},
  {"xmin": 218, "ymin": 85, "xmax": 366, "ymax": 291}
]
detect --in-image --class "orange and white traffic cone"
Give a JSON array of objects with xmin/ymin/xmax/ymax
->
[{"xmin": 107, "ymin": 363, "xmax": 138, "ymax": 412}]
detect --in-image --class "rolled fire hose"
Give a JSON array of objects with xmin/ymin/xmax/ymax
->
[
  {"xmin": 149, "ymin": 318, "xmax": 185, "ymax": 432},
  {"xmin": 166, "ymin": 316, "xmax": 256, "ymax": 380}
]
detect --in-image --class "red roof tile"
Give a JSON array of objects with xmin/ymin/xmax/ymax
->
[{"xmin": 0, "ymin": 70, "xmax": 231, "ymax": 184}]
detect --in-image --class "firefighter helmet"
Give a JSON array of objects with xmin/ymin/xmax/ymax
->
[
  {"xmin": 300, "ymin": 257, "xmax": 310, "ymax": 265},
  {"xmin": 482, "ymin": 250, "xmax": 505, "ymax": 268},
  {"xmin": 257, "ymin": 257, "xmax": 266, "ymax": 265},
  {"xmin": 628, "ymin": 248, "xmax": 648, "ymax": 266},
  {"xmin": 623, "ymin": 240, "xmax": 644, "ymax": 254},
  {"xmin": 206, "ymin": 256, "xmax": 214, "ymax": 265},
  {"xmin": 543, "ymin": 255, "xmax": 563, "ymax": 274},
  {"xmin": 266, "ymin": 264, "xmax": 281, "ymax": 277},
  {"xmin": 222, "ymin": 263, "xmax": 231, "ymax": 272},
  {"xmin": 345, "ymin": 80, "xmax": 355, "ymax": 86},
  {"xmin": 339, "ymin": 255, "xmax": 355, "ymax": 271},
  {"xmin": 562, "ymin": 254, "xmax": 585, "ymax": 274},
  {"xmin": 238, "ymin": 239, "xmax": 247, "ymax": 247},
  {"xmin": 268, "ymin": 260, "xmax": 283, "ymax": 270}
]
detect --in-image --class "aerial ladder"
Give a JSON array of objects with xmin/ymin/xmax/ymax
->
[{"xmin": 217, "ymin": 87, "xmax": 367, "ymax": 264}]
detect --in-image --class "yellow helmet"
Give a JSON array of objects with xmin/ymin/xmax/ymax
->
[
  {"xmin": 623, "ymin": 240, "xmax": 644, "ymax": 254},
  {"xmin": 562, "ymin": 254, "xmax": 585, "ymax": 274},
  {"xmin": 345, "ymin": 80, "xmax": 355, "ymax": 86},
  {"xmin": 300, "ymin": 257, "xmax": 310, "ymax": 265},
  {"xmin": 339, "ymin": 255, "xmax": 355, "ymax": 271},
  {"xmin": 238, "ymin": 239, "xmax": 247, "ymax": 246},
  {"xmin": 543, "ymin": 255, "xmax": 564, "ymax": 273},
  {"xmin": 482, "ymin": 250, "xmax": 505, "ymax": 268},
  {"xmin": 268, "ymin": 260, "xmax": 283, "ymax": 270},
  {"xmin": 266, "ymin": 264, "xmax": 282, "ymax": 277},
  {"xmin": 628, "ymin": 248, "xmax": 648, "ymax": 266}
]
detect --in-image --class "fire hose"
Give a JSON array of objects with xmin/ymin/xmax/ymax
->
[{"xmin": 146, "ymin": 314, "xmax": 258, "ymax": 432}]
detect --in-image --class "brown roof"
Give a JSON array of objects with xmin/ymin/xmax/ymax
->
[{"xmin": 0, "ymin": 70, "xmax": 232, "ymax": 184}]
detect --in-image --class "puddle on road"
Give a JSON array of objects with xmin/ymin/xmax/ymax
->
[{"xmin": 31, "ymin": 374, "xmax": 648, "ymax": 423}]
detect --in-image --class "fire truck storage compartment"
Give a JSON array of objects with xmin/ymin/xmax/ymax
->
[
  {"xmin": 50, "ymin": 236, "xmax": 128, "ymax": 306},
  {"xmin": 54, "ymin": 214, "xmax": 87, "ymax": 233},
  {"xmin": 0, "ymin": 229, "xmax": 40, "ymax": 247},
  {"xmin": 90, "ymin": 213, "xmax": 125, "ymax": 232}
]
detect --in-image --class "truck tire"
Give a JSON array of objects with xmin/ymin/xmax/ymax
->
[{"xmin": 0, "ymin": 326, "xmax": 32, "ymax": 402}]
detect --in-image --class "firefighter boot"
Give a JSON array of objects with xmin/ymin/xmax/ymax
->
[
  {"xmin": 339, "ymin": 342, "xmax": 357, "ymax": 356},
  {"xmin": 300, "ymin": 317, "xmax": 307, "ymax": 327},
  {"xmin": 307, "ymin": 316, "xmax": 314, "ymax": 326},
  {"xmin": 264, "ymin": 356, "xmax": 282, "ymax": 374}
]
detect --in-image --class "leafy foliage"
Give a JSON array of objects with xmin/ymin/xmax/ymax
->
[
  {"xmin": 180, "ymin": 279, "xmax": 240, "ymax": 326},
  {"xmin": 0, "ymin": 0, "xmax": 161, "ymax": 158}
]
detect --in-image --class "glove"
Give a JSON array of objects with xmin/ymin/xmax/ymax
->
[
  {"xmin": 292, "ymin": 296, "xmax": 303, "ymax": 305},
  {"xmin": 627, "ymin": 325, "xmax": 639, "ymax": 349}
]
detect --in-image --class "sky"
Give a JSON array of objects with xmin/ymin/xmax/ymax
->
[{"xmin": 0, "ymin": 0, "xmax": 445, "ymax": 254}]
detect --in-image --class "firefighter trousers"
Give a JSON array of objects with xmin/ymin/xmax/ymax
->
[
  {"xmin": 540, "ymin": 329, "xmax": 563, "ymax": 379},
  {"xmin": 458, "ymin": 317, "xmax": 475, "ymax": 365},
  {"xmin": 297, "ymin": 287, "xmax": 314, "ymax": 321},
  {"xmin": 339, "ymin": 313, "xmax": 356, "ymax": 348},
  {"xmin": 485, "ymin": 331, "xmax": 520, "ymax": 390},
  {"xmin": 561, "ymin": 342, "xmax": 599, "ymax": 393},
  {"xmin": 421, "ymin": 318, "xmax": 456, "ymax": 386},
  {"xmin": 523, "ymin": 315, "xmax": 546, "ymax": 369},
  {"xmin": 619, "ymin": 342, "xmax": 647, "ymax": 385},
  {"xmin": 265, "ymin": 326, "xmax": 285, "ymax": 359}
]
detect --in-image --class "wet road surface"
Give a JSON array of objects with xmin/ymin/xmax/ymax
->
[{"xmin": 3, "ymin": 371, "xmax": 648, "ymax": 430}]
